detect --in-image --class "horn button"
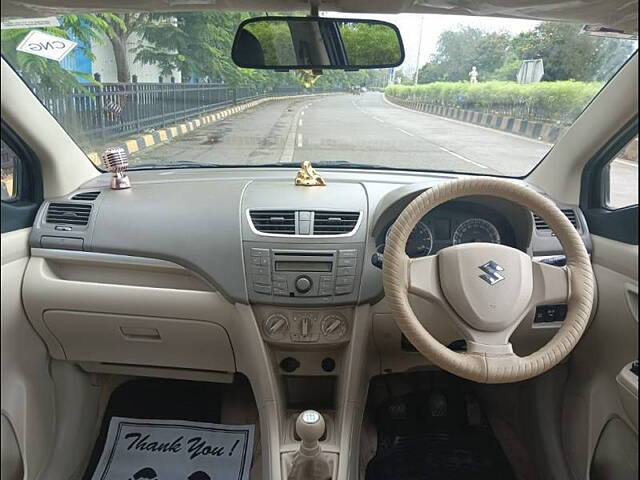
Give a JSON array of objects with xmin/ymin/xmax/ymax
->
[{"xmin": 438, "ymin": 243, "xmax": 533, "ymax": 332}]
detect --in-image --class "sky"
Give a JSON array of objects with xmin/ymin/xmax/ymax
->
[{"xmin": 327, "ymin": 12, "xmax": 539, "ymax": 74}]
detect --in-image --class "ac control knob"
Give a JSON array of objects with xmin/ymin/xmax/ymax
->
[
  {"xmin": 264, "ymin": 313, "xmax": 289, "ymax": 340},
  {"xmin": 295, "ymin": 275, "xmax": 313, "ymax": 293}
]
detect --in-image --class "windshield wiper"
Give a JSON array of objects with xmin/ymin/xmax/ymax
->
[{"xmin": 128, "ymin": 161, "xmax": 226, "ymax": 170}]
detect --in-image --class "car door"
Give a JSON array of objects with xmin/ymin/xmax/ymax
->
[
  {"xmin": 561, "ymin": 119, "xmax": 638, "ymax": 480},
  {"xmin": 1, "ymin": 124, "xmax": 55, "ymax": 480}
]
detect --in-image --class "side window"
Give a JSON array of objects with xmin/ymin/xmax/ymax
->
[
  {"xmin": 1, "ymin": 139, "xmax": 19, "ymax": 202},
  {"xmin": 0, "ymin": 125, "xmax": 43, "ymax": 234},
  {"xmin": 605, "ymin": 135, "xmax": 638, "ymax": 209}
]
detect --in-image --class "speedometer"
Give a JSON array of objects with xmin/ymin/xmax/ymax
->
[
  {"xmin": 452, "ymin": 218, "xmax": 501, "ymax": 245},
  {"xmin": 387, "ymin": 221, "xmax": 433, "ymax": 257}
]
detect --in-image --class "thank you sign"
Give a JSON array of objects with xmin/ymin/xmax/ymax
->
[{"xmin": 90, "ymin": 417, "xmax": 255, "ymax": 480}]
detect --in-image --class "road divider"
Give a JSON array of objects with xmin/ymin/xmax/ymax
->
[{"xmin": 385, "ymin": 94, "xmax": 567, "ymax": 144}]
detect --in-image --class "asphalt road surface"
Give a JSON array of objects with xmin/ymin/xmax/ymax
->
[{"xmin": 129, "ymin": 92, "xmax": 566, "ymax": 176}]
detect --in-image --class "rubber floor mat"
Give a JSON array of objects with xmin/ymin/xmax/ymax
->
[
  {"xmin": 83, "ymin": 378, "xmax": 223, "ymax": 480},
  {"xmin": 365, "ymin": 378, "xmax": 516, "ymax": 480}
]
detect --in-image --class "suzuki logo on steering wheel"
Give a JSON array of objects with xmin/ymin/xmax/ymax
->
[{"xmin": 479, "ymin": 261, "xmax": 505, "ymax": 285}]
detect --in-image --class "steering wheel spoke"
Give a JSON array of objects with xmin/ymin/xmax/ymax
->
[
  {"xmin": 408, "ymin": 254, "xmax": 442, "ymax": 301},
  {"xmin": 531, "ymin": 260, "xmax": 570, "ymax": 305}
]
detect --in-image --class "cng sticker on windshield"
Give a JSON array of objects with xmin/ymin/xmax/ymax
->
[{"xmin": 16, "ymin": 30, "xmax": 76, "ymax": 62}]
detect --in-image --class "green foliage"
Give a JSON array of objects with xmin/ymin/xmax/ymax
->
[
  {"xmin": 0, "ymin": 14, "xmax": 118, "ymax": 92},
  {"xmin": 340, "ymin": 22, "xmax": 402, "ymax": 66},
  {"xmin": 385, "ymin": 81, "xmax": 603, "ymax": 124},
  {"xmin": 244, "ymin": 20, "xmax": 296, "ymax": 66},
  {"xmin": 510, "ymin": 23, "xmax": 637, "ymax": 81},
  {"xmin": 417, "ymin": 22, "xmax": 637, "ymax": 84},
  {"xmin": 418, "ymin": 27, "xmax": 511, "ymax": 83},
  {"xmin": 134, "ymin": 12, "xmax": 253, "ymax": 85}
]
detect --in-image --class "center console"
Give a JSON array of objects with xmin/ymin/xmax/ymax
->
[{"xmin": 241, "ymin": 180, "xmax": 369, "ymax": 478}]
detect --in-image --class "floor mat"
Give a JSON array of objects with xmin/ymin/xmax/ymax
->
[
  {"xmin": 83, "ymin": 378, "xmax": 224, "ymax": 480},
  {"xmin": 365, "ymin": 376, "xmax": 516, "ymax": 480}
]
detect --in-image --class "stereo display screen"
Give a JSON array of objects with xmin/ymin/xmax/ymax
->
[{"xmin": 275, "ymin": 261, "xmax": 333, "ymax": 272}]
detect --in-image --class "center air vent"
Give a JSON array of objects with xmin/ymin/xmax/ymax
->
[
  {"xmin": 249, "ymin": 210, "xmax": 295, "ymax": 234},
  {"xmin": 46, "ymin": 202, "xmax": 92, "ymax": 226},
  {"xmin": 534, "ymin": 209, "xmax": 578, "ymax": 232},
  {"xmin": 313, "ymin": 211, "xmax": 360, "ymax": 235},
  {"xmin": 71, "ymin": 191, "xmax": 100, "ymax": 201}
]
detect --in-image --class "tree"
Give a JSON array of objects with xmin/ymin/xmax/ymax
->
[
  {"xmin": 510, "ymin": 22, "xmax": 637, "ymax": 81},
  {"xmin": 133, "ymin": 12, "xmax": 262, "ymax": 85},
  {"xmin": 416, "ymin": 22, "xmax": 637, "ymax": 85},
  {"xmin": 340, "ymin": 22, "xmax": 402, "ymax": 66},
  {"xmin": 98, "ymin": 13, "xmax": 150, "ymax": 83},
  {"xmin": 0, "ymin": 14, "xmax": 122, "ymax": 91},
  {"xmin": 417, "ymin": 27, "xmax": 511, "ymax": 83}
]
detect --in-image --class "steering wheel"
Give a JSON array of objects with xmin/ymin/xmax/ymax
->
[{"xmin": 382, "ymin": 177, "xmax": 594, "ymax": 384}]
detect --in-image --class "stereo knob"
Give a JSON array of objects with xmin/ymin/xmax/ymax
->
[{"xmin": 295, "ymin": 275, "xmax": 312, "ymax": 293}]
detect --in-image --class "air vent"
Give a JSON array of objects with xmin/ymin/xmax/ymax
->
[
  {"xmin": 534, "ymin": 209, "xmax": 578, "ymax": 231},
  {"xmin": 249, "ymin": 210, "xmax": 295, "ymax": 234},
  {"xmin": 71, "ymin": 191, "xmax": 100, "ymax": 201},
  {"xmin": 313, "ymin": 211, "xmax": 360, "ymax": 235},
  {"xmin": 46, "ymin": 202, "xmax": 92, "ymax": 226}
]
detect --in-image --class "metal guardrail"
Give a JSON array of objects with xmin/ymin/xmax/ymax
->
[{"xmin": 35, "ymin": 82, "xmax": 341, "ymax": 144}]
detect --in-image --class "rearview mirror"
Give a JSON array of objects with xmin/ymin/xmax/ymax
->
[{"xmin": 232, "ymin": 16, "xmax": 405, "ymax": 70}]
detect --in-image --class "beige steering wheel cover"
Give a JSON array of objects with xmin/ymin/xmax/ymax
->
[{"xmin": 382, "ymin": 177, "xmax": 594, "ymax": 384}]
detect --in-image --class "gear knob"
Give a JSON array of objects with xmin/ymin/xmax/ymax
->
[{"xmin": 295, "ymin": 410, "xmax": 325, "ymax": 456}]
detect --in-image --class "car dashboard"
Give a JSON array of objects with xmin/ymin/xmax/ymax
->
[{"xmin": 21, "ymin": 167, "xmax": 591, "ymax": 379}]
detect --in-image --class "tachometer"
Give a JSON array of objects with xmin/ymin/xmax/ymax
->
[
  {"xmin": 452, "ymin": 218, "xmax": 501, "ymax": 245},
  {"xmin": 387, "ymin": 221, "xmax": 433, "ymax": 257}
]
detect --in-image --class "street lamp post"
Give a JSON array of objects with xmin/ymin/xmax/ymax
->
[{"xmin": 413, "ymin": 16, "xmax": 425, "ymax": 85}]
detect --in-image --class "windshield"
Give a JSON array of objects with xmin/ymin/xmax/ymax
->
[{"xmin": 1, "ymin": 12, "xmax": 637, "ymax": 176}]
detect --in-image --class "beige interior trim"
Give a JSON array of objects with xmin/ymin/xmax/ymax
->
[
  {"xmin": 527, "ymin": 52, "xmax": 638, "ymax": 204},
  {"xmin": 1, "ymin": 58, "xmax": 99, "ymax": 198},
  {"xmin": 1, "ymin": 228, "xmax": 55, "ymax": 479},
  {"xmin": 382, "ymin": 177, "xmax": 594, "ymax": 383}
]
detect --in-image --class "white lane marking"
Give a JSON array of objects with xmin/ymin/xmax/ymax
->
[
  {"xmin": 373, "ymin": 117, "xmax": 385, "ymax": 123},
  {"xmin": 297, "ymin": 133, "xmax": 303, "ymax": 147},
  {"xmin": 301, "ymin": 111, "xmax": 305, "ymax": 116},
  {"xmin": 298, "ymin": 119, "xmax": 303, "ymax": 127},
  {"xmin": 438, "ymin": 146, "xmax": 488, "ymax": 169},
  {"xmin": 396, "ymin": 128, "xmax": 415, "ymax": 137}
]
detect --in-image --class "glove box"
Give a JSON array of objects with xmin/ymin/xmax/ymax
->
[{"xmin": 43, "ymin": 310, "xmax": 235, "ymax": 373}]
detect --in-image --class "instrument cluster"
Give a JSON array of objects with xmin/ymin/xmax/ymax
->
[{"xmin": 379, "ymin": 201, "xmax": 516, "ymax": 258}]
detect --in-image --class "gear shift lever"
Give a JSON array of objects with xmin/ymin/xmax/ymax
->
[
  {"xmin": 296, "ymin": 410, "xmax": 325, "ymax": 456},
  {"xmin": 287, "ymin": 410, "xmax": 332, "ymax": 480}
]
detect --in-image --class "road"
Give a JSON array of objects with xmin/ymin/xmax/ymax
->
[{"xmin": 129, "ymin": 92, "xmax": 558, "ymax": 176}]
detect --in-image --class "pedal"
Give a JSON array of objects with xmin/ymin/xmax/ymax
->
[
  {"xmin": 428, "ymin": 393, "xmax": 447, "ymax": 417},
  {"xmin": 466, "ymin": 394, "xmax": 483, "ymax": 427},
  {"xmin": 388, "ymin": 401, "xmax": 407, "ymax": 421}
]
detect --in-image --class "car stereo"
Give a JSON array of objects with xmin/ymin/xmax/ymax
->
[{"xmin": 245, "ymin": 246, "xmax": 363, "ymax": 304}]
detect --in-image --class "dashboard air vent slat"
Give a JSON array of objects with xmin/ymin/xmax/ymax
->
[
  {"xmin": 249, "ymin": 210, "xmax": 295, "ymax": 234},
  {"xmin": 534, "ymin": 209, "xmax": 578, "ymax": 231},
  {"xmin": 313, "ymin": 211, "xmax": 360, "ymax": 235},
  {"xmin": 71, "ymin": 191, "xmax": 100, "ymax": 201},
  {"xmin": 46, "ymin": 202, "xmax": 92, "ymax": 226}
]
